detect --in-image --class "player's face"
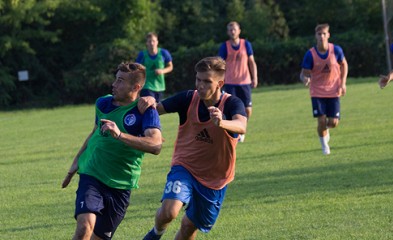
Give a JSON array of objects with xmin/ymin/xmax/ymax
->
[
  {"xmin": 112, "ymin": 71, "xmax": 134, "ymax": 101},
  {"xmin": 315, "ymin": 28, "xmax": 330, "ymax": 45},
  {"xmin": 195, "ymin": 71, "xmax": 223, "ymax": 100},
  {"xmin": 146, "ymin": 36, "xmax": 158, "ymax": 51},
  {"xmin": 227, "ymin": 25, "xmax": 241, "ymax": 40}
]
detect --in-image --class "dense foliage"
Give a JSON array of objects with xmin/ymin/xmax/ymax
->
[{"xmin": 0, "ymin": 0, "xmax": 385, "ymax": 107}]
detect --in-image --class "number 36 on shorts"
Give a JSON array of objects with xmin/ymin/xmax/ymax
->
[{"xmin": 165, "ymin": 180, "xmax": 182, "ymax": 194}]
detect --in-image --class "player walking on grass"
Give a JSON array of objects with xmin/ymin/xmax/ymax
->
[
  {"xmin": 218, "ymin": 21, "xmax": 258, "ymax": 142},
  {"xmin": 62, "ymin": 62, "xmax": 162, "ymax": 240},
  {"xmin": 139, "ymin": 56, "xmax": 247, "ymax": 240},
  {"xmin": 136, "ymin": 32, "xmax": 173, "ymax": 102},
  {"xmin": 300, "ymin": 23, "xmax": 348, "ymax": 155}
]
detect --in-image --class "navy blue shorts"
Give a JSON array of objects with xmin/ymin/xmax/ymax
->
[
  {"xmin": 311, "ymin": 97, "xmax": 340, "ymax": 118},
  {"xmin": 75, "ymin": 174, "xmax": 131, "ymax": 239},
  {"xmin": 224, "ymin": 84, "xmax": 252, "ymax": 108},
  {"xmin": 140, "ymin": 89, "xmax": 163, "ymax": 103},
  {"xmin": 161, "ymin": 165, "xmax": 227, "ymax": 233}
]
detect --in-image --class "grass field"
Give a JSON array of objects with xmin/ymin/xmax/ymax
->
[{"xmin": 1, "ymin": 78, "xmax": 393, "ymax": 239}]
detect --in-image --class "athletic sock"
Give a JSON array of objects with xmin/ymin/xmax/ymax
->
[
  {"xmin": 143, "ymin": 228, "xmax": 163, "ymax": 240},
  {"xmin": 154, "ymin": 226, "xmax": 165, "ymax": 236}
]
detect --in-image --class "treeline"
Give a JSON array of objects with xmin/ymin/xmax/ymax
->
[{"xmin": 0, "ymin": 0, "xmax": 384, "ymax": 108}]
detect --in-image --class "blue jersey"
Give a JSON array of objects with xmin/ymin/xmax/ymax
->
[
  {"xmin": 135, "ymin": 48, "xmax": 172, "ymax": 65},
  {"xmin": 162, "ymin": 90, "xmax": 246, "ymax": 125},
  {"xmin": 96, "ymin": 96, "xmax": 161, "ymax": 136},
  {"xmin": 301, "ymin": 44, "xmax": 345, "ymax": 70},
  {"xmin": 218, "ymin": 40, "xmax": 254, "ymax": 60}
]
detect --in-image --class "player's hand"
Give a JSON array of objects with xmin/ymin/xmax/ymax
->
[
  {"xmin": 62, "ymin": 164, "xmax": 78, "ymax": 188},
  {"xmin": 251, "ymin": 79, "xmax": 258, "ymax": 88},
  {"xmin": 208, "ymin": 106, "xmax": 222, "ymax": 127},
  {"xmin": 339, "ymin": 85, "xmax": 347, "ymax": 96},
  {"xmin": 155, "ymin": 69, "xmax": 163, "ymax": 75},
  {"xmin": 303, "ymin": 76, "xmax": 311, "ymax": 87},
  {"xmin": 100, "ymin": 119, "xmax": 121, "ymax": 139},
  {"xmin": 378, "ymin": 74, "xmax": 391, "ymax": 89},
  {"xmin": 138, "ymin": 96, "xmax": 156, "ymax": 114}
]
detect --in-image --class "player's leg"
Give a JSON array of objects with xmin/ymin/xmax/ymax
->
[
  {"xmin": 312, "ymin": 98, "xmax": 330, "ymax": 155},
  {"xmin": 317, "ymin": 115, "xmax": 328, "ymax": 137},
  {"xmin": 237, "ymin": 85, "xmax": 252, "ymax": 142},
  {"xmin": 175, "ymin": 215, "xmax": 198, "ymax": 240},
  {"xmin": 93, "ymin": 187, "xmax": 131, "ymax": 239},
  {"xmin": 155, "ymin": 199, "xmax": 184, "ymax": 232},
  {"xmin": 143, "ymin": 165, "xmax": 192, "ymax": 240},
  {"xmin": 326, "ymin": 97, "xmax": 340, "ymax": 129},
  {"xmin": 178, "ymin": 181, "xmax": 227, "ymax": 239},
  {"xmin": 73, "ymin": 174, "xmax": 105, "ymax": 239},
  {"xmin": 73, "ymin": 213, "xmax": 96, "ymax": 240}
]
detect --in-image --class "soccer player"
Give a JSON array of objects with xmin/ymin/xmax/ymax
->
[
  {"xmin": 136, "ymin": 32, "xmax": 173, "ymax": 102},
  {"xmin": 218, "ymin": 21, "xmax": 258, "ymax": 142},
  {"xmin": 300, "ymin": 23, "xmax": 348, "ymax": 155},
  {"xmin": 139, "ymin": 56, "xmax": 247, "ymax": 240},
  {"xmin": 62, "ymin": 62, "xmax": 162, "ymax": 240}
]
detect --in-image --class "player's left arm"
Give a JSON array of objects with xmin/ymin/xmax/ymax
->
[
  {"xmin": 155, "ymin": 49, "xmax": 173, "ymax": 75},
  {"xmin": 209, "ymin": 106, "xmax": 247, "ymax": 134},
  {"xmin": 339, "ymin": 57, "xmax": 348, "ymax": 96},
  {"xmin": 100, "ymin": 118, "xmax": 162, "ymax": 155},
  {"xmin": 248, "ymin": 55, "xmax": 258, "ymax": 88}
]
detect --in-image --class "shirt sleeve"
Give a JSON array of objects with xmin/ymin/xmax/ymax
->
[
  {"xmin": 161, "ymin": 49, "xmax": 173, "ymax": 63},
  {"xmin": 334, "ymin": 45, "xmax": 345, "ymax": 63},
  {"xmin": 224, "ymin": 96, "xmax": 247, "ymax": 120},
  {"xmin": 301, "ymin": 50, "xmax": 313, "ymax": 70},
  {"xmin": 142, "ymin": 107, "xmax": 161, "ymax": 132},
  {"xmin": 135, "ymin": 51, "xmax": 144, "ymax": 64},
  {"xmin": 218, "ymin": 43, "xmax": 227, "ymax": 60},
  {"xmin": 245, "ymin": 40, "xmax": 254, "ymax": 56},
  {"xmin": 162, "ymin": 90, "xmax": 193, "ymax": 125}
]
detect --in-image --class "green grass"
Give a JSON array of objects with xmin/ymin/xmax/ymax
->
[{"xmin": 1, "ymin": 78, "xmax": 393, "ymax": 239}]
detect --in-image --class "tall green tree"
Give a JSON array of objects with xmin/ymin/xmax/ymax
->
[{"xmin": 0, "ymin": 0, "xmax": 61, "ymax": 106}]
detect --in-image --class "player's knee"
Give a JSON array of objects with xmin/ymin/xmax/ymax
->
[
  {"xmin": 328, "ymin": 120, "xmax": 339, "ymax": 128},
  {"xmin": 317, "ymin": 119, "xmax": 327, "ymax": 128},
  {"xmin": 74, "ymin": 223, "xmax": 93, "ymax": 239},
  {"xmin": 159, "ymin": 206, "xmax": 179, "ymax": 222},
  {"xmin": 74, "ymin": 215, "xmax": 95, "ymax": 238}
]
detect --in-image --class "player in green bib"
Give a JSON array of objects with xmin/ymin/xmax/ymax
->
[
  {"xmin": 136, "ymin": 32, "xmax": 173, "ymax": 102},
  {"xmin": 62, "ymin": 62, "xmax": 162, "ymax": 240}
]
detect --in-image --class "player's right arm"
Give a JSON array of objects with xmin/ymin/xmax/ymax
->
[
  {"xmin": 138, "ymin": 96, "xmax": 167, "ymax": 115},
  {"xmin": 61, "ymin": 125, "xmax": 96, "ymax": 188},
  {"xmin": 300, "ymin": 68, "xmax": 311, "ymax": 86}
]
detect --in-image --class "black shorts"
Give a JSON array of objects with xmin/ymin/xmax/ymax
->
[
  {"xmin": 224, "ymin": 84, "xmax": 252, "ymax": 108},
  {"xmin": 311, "ymin": 97, "xmax": 340, "ymax": 118},
  {"xmin": 75, "ymin": 174, "xmax": 131, "ymax": 239},
  {"xmin": 140, "ymin": 89, "xmax": 163, "ymax": 103}
]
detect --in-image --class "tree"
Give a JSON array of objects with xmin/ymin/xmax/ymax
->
[{"xmin": 0, "ymin": 0, "xmax": 61, "ymax": 107}]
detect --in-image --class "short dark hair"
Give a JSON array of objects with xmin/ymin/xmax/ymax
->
[
  {"xmin": 146, "ymin": 32, "xmax": 158, "ymax": 40},
  {"xmin": 116, "ymin": 62, "xmax": 146, "ymax": 86},
  {"xmin": 194, "ymin": 57, "xmax": 226, "ymax": 79},
  {"xmin": 315, "ymin": 23, "xmax": 329, "ymax": 32}
]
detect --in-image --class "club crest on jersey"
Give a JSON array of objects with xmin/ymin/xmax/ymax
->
[{"xmin": 124, "ymin": 114, "xmax": 136, "ymax": 126}]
